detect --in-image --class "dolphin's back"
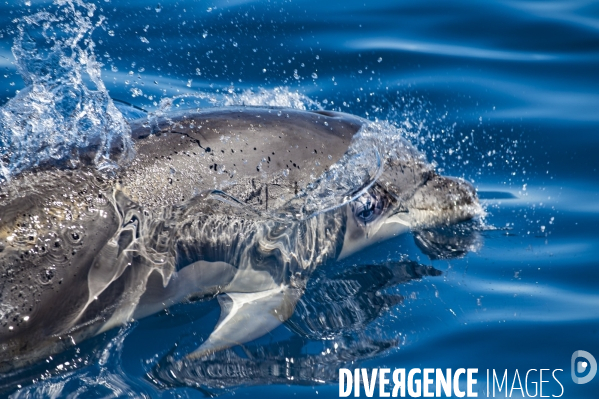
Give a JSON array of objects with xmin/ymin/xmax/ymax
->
[{"xmin": 122, "ymin": 107, "xmax": 364, "ymax": 212}]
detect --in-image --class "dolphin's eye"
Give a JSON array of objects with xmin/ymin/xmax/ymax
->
[
  {"xmin": 357, "ymin": 201, "xmax": 376, "ymax": 221},
  {"xmin": 352, "ymin": 190, "xmax": 386, "ymax": 225}
]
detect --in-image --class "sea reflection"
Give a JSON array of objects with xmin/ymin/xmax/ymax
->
[{"xmin": 149, "ymin": 260, "xmax": 443, "ymax": 392}]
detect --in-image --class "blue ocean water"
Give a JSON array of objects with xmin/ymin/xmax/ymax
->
[{"xmin": 0, "ymin": 0, "xmax": 598, "ymax": 398}]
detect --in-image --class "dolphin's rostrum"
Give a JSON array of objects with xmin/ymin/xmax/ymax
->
[{"xmin": 0, "ymin": 106, "xmax": 481, "ymax": 373}]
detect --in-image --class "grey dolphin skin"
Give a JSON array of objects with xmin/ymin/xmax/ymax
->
[{"xmin": 0, "ymin": 106, "xmax": 480, "ymax": 373}]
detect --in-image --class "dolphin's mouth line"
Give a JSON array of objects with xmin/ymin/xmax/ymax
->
[{"xmin": 378, "ymin": 168, "xmax": 481, "ymax": 230}]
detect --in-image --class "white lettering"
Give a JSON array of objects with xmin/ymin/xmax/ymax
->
[
  {"xmin": 552, "ymin": 369, "xmax": 563, "ymax": 398},
  {"xmin": 540, "ymin": 369, "xmax": 549, "ymax": 398},
  {"xmin": 510, "ymin": 369, "xmax": 524, "ymax": 397},
  {"xmin": 379, "ymin": 368, "xmax": 390, "ymax": 397},
  {"xmin": 340, "ymin": 369, "xmax": 352, "ymax": 397},
  {"xmin": 408, "ymin": 368, "xmax": 422, "ymax": 397},
  {"xmin": 337, "ymin": 367, "xmax": 564, "ymax": 399},
  {"xmin": 492, "ymin": 370, "xmax": 507, "ymax": 397},
  {"xmin": 454, "ymin": 369, "xmax": 465, "ymax": 398},
  {"xmin": 526, "ymin": 369, "xmax": 538, "ymax": 397},
  {"xmin": 467, "ymin": 368, "xmax": 478, "ymax": 397},
  {"xmin": 436, "ymin": 368, "xmax": 452, "ymax": 397},
  {"xmin": 362, "ymin": 369, "xmax": 378, "ymax": 397},
  {"xmin": 392, "ymin": 369, "xmax": 405, "ymax": 397},
  {"xmin": 423, "ymin": 368, "xmax": 434, "ymax": 397}
]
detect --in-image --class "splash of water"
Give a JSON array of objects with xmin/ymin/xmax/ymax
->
[
  {"xmin": 8, "ymin": 325, "xmax": 145, "ymax": 399},
  {"xmin": 284, "ymin": 125, "xmax": 384, "ymax": 218},
  {"xmin": 223, "ymin": 87, "xmax": 322, "ymax": 110},
  {"xmin": 0, "ymin": 0, "xmax": 133, "ymax": 181},
  {"xmin": 149, "ymin": 86, "xmax": 321, "ymax": 114}
]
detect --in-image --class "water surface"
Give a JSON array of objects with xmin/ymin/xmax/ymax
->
[{"xmin": 0, "ymin": 0, "xmax": 598, "ymax": 397}]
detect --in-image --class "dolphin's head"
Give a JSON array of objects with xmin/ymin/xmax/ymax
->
[
  {"xmin": 402, "ymin": 173, "xmax": 480, "ymax": 228},
  {"xmin": 124, "ymin": 106, "xmax": 480, "ymax": 260},
  {"xmin": 338, "ymin": 167, "xmax": 481, "ymax": 259}
]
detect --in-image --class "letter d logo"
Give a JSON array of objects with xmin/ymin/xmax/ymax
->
[{"xmin": 571, "ymin": 350, "xmax": 597, "ymax": 384}]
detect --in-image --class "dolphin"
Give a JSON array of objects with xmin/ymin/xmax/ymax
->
[{"xmin": 0, "ymin": 106, "xmax": 480, "ymax": 373}]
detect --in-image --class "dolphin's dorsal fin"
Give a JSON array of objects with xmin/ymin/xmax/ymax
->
[{"xmin": 187, "ymin": 286, "xmax": 302, "ymax": 359}]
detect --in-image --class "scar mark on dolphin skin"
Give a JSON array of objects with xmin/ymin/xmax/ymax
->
[
  {"xmin": 170, "ymin": 130, "xmax": 211, "ymax": 153},
  {"xmin": 265, "ymin": 184, "xmax": 269, "ymax": 210}
]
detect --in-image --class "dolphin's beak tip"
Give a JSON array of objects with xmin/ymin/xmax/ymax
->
[
  {"xmin": 406, "ymin": 175, "xmax": 483, "ymax": 228},
  {"xmin": 448, "ymin": 176, "xmax": 483, "ymax": 221}
]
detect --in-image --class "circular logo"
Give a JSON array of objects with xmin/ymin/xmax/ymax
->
[{"xmin": 571, "ymin": 350, "xmax": 597, "ymax": 384}]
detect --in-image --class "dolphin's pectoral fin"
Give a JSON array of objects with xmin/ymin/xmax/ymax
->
[
  {"xmin": 133, "ymin": 260, "xmax": 238, "ymax": 320},
  {"xmin": 187, "ymin": 286, "xmax": 302, "ymax": 360}
]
